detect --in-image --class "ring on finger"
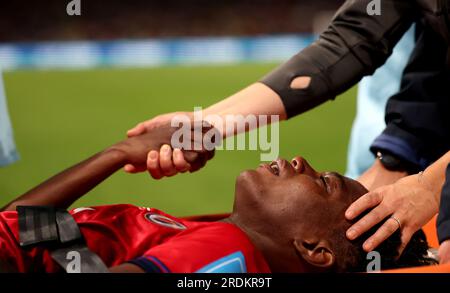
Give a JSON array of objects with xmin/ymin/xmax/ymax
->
[{"xmin": 389, "ymin": 216, "xmax": 401, "ymax": 230}]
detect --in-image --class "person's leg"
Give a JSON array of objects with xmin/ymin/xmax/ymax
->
[
  {"xmin": 345, "ymin": 25, "xmax": 416, "ymax": 179},
  {"xmin": 0, "ymin": 68, "xmax": 19, "ymax": 167}
]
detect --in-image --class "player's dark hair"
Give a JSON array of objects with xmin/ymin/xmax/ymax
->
[{"xmin": 330, "ymin": 217, "xmax": 438, "ymax": 272}]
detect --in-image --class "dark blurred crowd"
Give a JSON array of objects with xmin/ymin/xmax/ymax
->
[{"xmin": 0, "ymin": 0, "xmax": 341, "ymax": 42}]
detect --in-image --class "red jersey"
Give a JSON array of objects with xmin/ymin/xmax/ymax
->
[{"xmin": 0, "ymin": 204, "xmax": 270, "ymax": 273}]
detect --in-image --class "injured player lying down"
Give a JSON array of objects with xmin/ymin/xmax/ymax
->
[{"xmin": 0, "ymin": 125, "xmax": 436, "ymax": 273}]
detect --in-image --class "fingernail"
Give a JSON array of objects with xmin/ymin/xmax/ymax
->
[
  {"xmin": 345, "ymin": 211, "xmax": 353, "ymax": 219},
  {"xmin": 363, "ymin": 241, "xmax": 373, "ymax": 251},
  {"xmin": 149, "ymin": 151, "xmax": 157, "ymax": 159},
  {"xmin": 347, "ymin": 229, "xmax": 357, "ymax": 240},
  {"xmin": 163, "ymin": 144, "xmax": 171, "ymax": 152}
]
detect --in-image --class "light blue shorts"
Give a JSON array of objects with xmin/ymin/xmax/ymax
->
[
  {"xmin": 345, "ymin": 25, "xmax": 415, "ymax": 179},
  {"xmin": 0, "ymin": 70, "xmax": 19, "ymax": 167}
]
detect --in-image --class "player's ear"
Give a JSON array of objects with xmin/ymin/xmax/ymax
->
[{"xmin": 294, "ymin": 238, "xmax": 335, "ymax": 270}]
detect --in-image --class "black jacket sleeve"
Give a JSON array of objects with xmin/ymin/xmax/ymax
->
[
  {"xmin": 370, "ymin": 23, "xmax": 450, "ymax": 169},
  {"xmin": 260, "ymin": 0, "xmax": 417, "ymax": 118},
  {"xmin": 437, "ymin": 164, "xmax": 450, "ymax": 244}
]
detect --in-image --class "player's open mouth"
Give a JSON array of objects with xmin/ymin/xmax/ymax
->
[{"xmin": 259, "ymin": 161, "xmax": 280, "ymax": 176}]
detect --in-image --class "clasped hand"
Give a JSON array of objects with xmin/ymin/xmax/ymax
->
[{"xmin": 112, "ymin": 119, "xmax": 217, "ymax": 178}]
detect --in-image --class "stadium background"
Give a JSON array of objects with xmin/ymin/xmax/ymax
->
[{"xmin": 0, "ymin": 0, "xmax": 357, "ymax": 216}]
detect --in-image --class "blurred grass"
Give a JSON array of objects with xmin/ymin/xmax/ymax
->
[{"xmin": 0, "ymin": 64, "xmax": 357, "ymax": 216}]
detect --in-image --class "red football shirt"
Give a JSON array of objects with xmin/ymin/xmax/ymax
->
[{"xmin": 0, "ymin": 204, "xmax": 270, "ymax": 273}]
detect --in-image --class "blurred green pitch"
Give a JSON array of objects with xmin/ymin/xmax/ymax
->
[{"xmin": 0, "ymin": 64, "xmax": 357, "ymax": 216}]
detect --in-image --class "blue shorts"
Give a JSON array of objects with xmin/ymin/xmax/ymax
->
[{"xmin": 345, "ymin": 25, "xmax": 415, "ymax": 178}]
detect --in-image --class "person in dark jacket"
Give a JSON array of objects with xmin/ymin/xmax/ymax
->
[{"xmin": 126, "ymin": 0, "xmax": 450, "ymax": 253}]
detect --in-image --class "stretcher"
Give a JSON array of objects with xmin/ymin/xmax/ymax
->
[
  {"xmin": 384, "ymin": 215, "xmax": 450, "ymax": 273},
  {"xmin": 183, "ymin": 214, "xmax": 450, "ymax": 273}
]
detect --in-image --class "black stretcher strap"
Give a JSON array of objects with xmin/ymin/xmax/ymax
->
[
  {"xmin": 17, "ymin": 206, "xmax": 59, "ymax": 247},
  {"xmin": 17, "ymin": 206, "xmax": 109, "ymax": 273},
  {"xmin": 54, "ymin": 210, "xmax": 83, "ymax": 244},
  {"xmin": 51, "ymin": 244, "xmax": 109, "ymax": 273}
]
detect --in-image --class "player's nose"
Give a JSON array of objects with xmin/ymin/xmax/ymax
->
[{"xmin": 291, "ymin": 156, "xmax": 316, "ymax": 176}]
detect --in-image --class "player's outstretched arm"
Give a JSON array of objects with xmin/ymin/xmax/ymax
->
[
  {"xmin": 1, "ymin": 147, "xmax": 129, "ymax": 212},
  {"xmin": 1, "ymin": 123, "xmax": 209, "ymax": 212}
]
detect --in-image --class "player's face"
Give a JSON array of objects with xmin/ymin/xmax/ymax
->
[{"xmin": 233, "ymin": 156, "xmax": 367, "ymax": 241}]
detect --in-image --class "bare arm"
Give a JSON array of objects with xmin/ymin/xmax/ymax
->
[
  {"xmin": 357, "ymin": 159, "xmax": 408, "ymax": 191},
  {"xmin": 127, "ymin": 82, "xmax": 287, "ymax": 138},
  {"xmin": 421, "ymin": 151, "xmax": 450, "ymax": 203},
  {"xmin": 203, "ymin": 83, "xmax": 287, "ymax": 136},
  {"xmin": 1, "ymin": 124, "xmax": 192, "ymax": 212},
  {"xmin": 1, "ymin": 148, "xmax": 126, "ymax": 211},
  {"xmin": 204, "ymin": 83, "xmax": 287, "ymax": 125}
]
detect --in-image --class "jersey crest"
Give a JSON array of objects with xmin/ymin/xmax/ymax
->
[{"xmin": 144, "ymin": 212, "xmax": 187, "ymax": 230}]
